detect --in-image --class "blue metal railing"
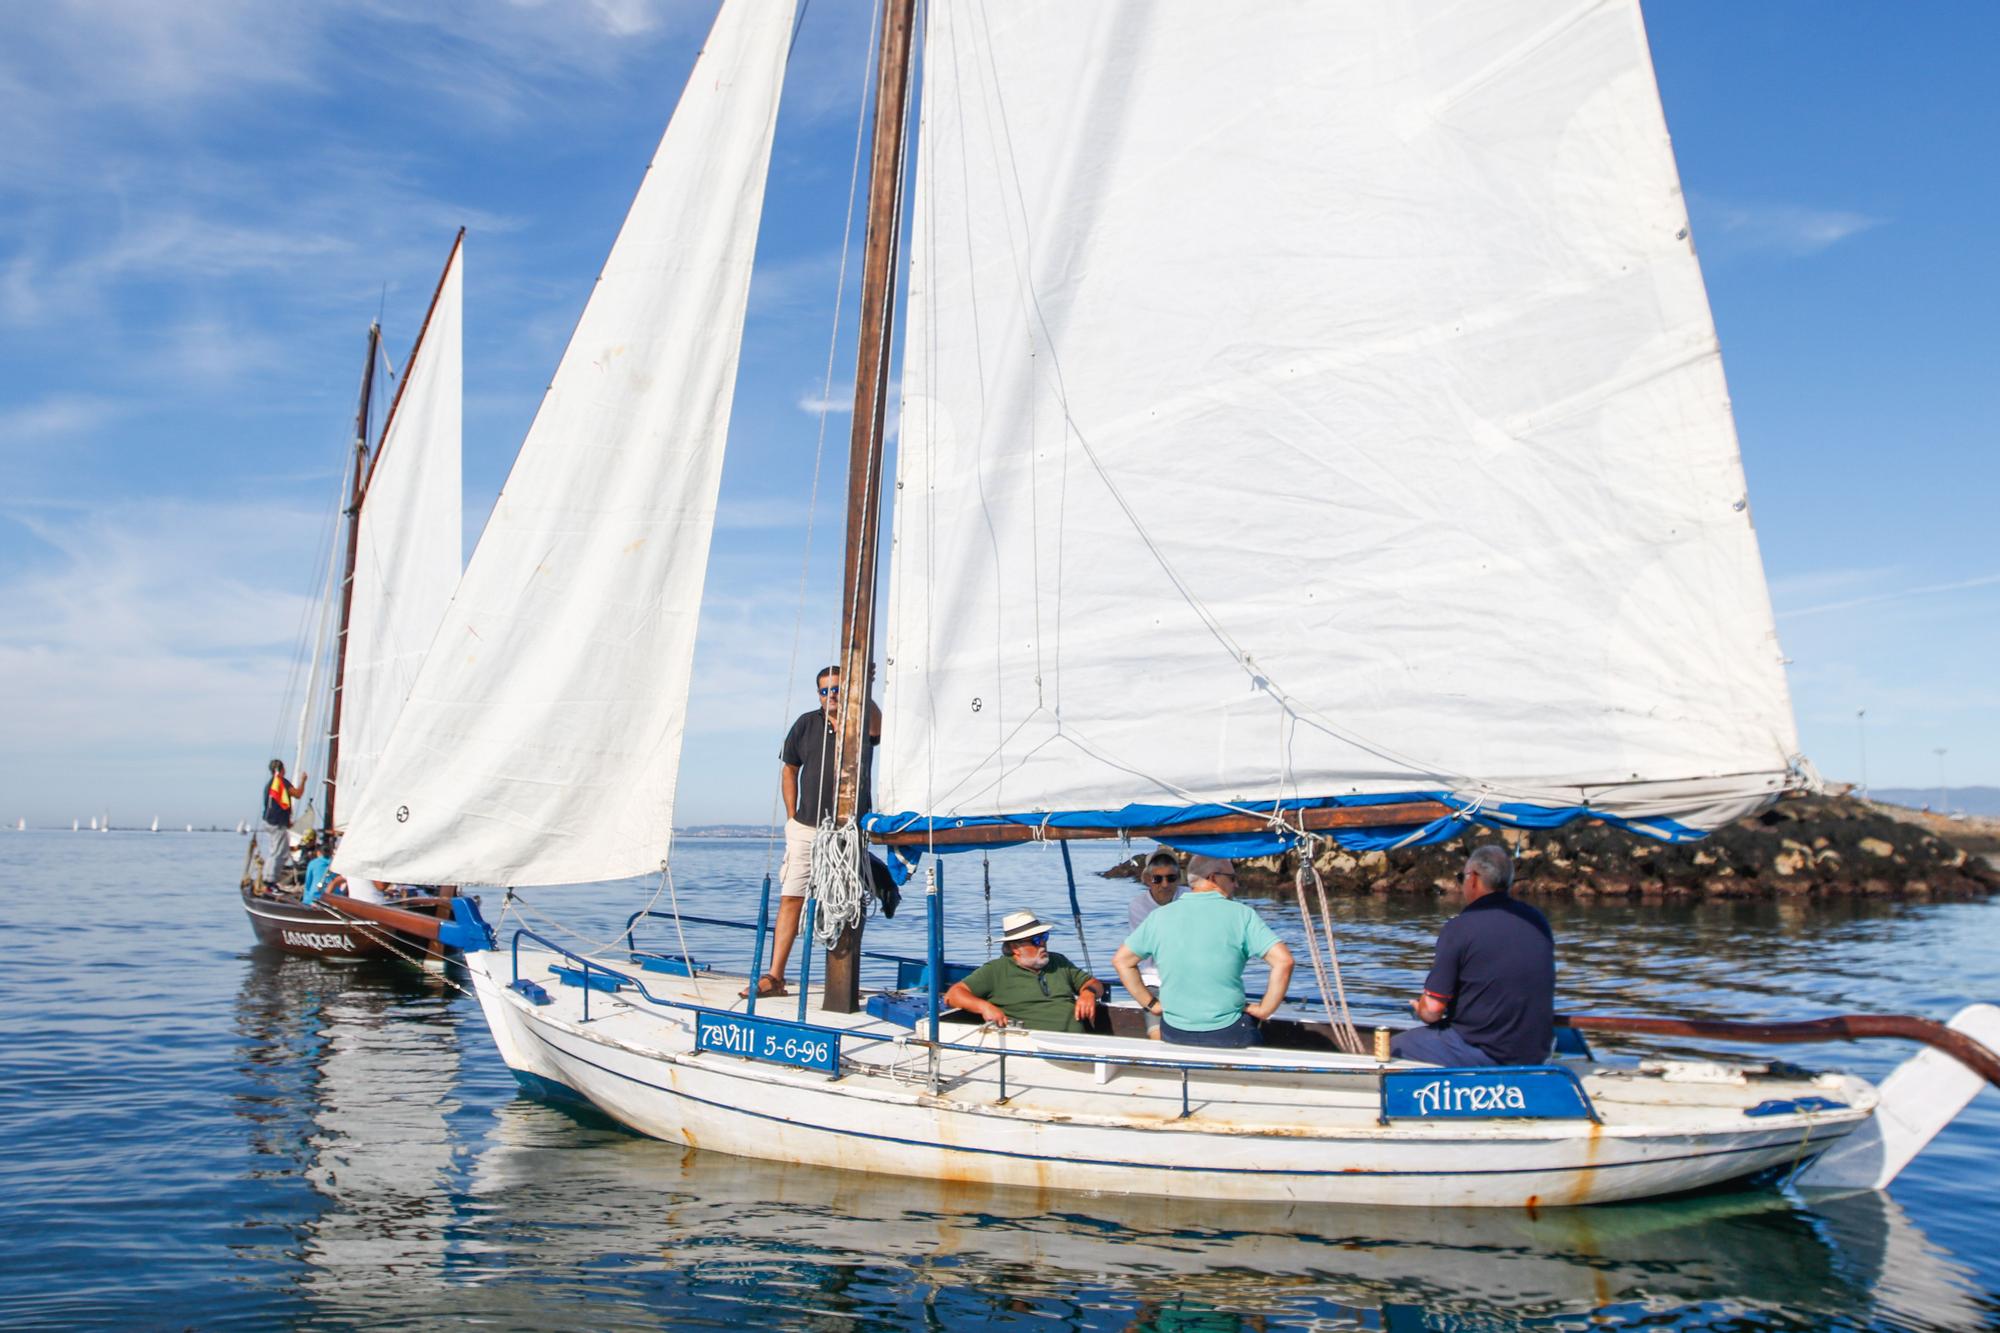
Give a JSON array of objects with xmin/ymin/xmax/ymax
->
[
  {"xmin": 507, "ymin": 924, "xmax": 1417, "ymax": 1115},
  {"xmin": 746, "ymin": 874, "xmax": 772, "ymax": 1017},
  {"xmin": 796, "ymin": 898, "xmax": 817, "ymax": 1025},
  {"xmin": 621, "ymin": 909, "xmax": 757, "ymax": 952},
  {"xmin": 614, "ymin": 909, "xmax": 1403, "ymax": 1021}
]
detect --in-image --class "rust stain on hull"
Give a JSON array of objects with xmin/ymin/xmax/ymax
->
[{"xmin": 1563, "ymin": 1120, "xmax": 1607, "ymax": 1207}]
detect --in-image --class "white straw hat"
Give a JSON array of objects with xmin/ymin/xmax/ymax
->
[{"xmin": 1000, "ymin": 910, "xmax": 1053, "ymax": 944}]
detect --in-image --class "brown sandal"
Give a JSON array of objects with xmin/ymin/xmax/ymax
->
[{"xmin": 739, "ymin": 973, "xmax": 788, "ymax": 999}]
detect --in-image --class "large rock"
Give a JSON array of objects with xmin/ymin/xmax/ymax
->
[{"xmin": 1101, "ymin": 793, "xmax": 1999, "ymax": 901}]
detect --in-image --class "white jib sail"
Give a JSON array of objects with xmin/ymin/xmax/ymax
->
[
  {"xmin": 335, "ymin": 0, "xmax": 795, "ymax": 887},
  {"xmin": 879, "ymin": 0, "xmax": 1800, "ymax": 832},
  {"xmin": 336, "ymin": 238, "xmax": 465, "ymax": 821}
]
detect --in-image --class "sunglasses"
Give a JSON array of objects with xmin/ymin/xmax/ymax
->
[
  {"xmin": 818, "ymin": 685, "xmax": 841, "ymax": 697},
  {"xmin": 1145, "ymin": 872, "xmax": 1181, "ymax": 885},
  {"xmin": 1015, "ymin": 931, "xmax": 1050, "ymax": 947}
]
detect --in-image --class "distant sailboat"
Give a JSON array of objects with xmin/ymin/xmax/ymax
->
[
  {"xmin": 236, "ymin": 820, "xmax": 248, "ymax": 836},
  {"xmin": 14, "ymin": 818, "xmax": 23, "ymax": 832},
  {"xmin": 150, "ymin": 816, "xmax": 160, "ymax": 834},
  {"xmin": 72, "ymin": 818, "xmax": 80, "ymax": 833}
]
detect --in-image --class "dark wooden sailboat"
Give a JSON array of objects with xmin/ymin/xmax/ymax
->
[{"xmin": 242, "ymin": 234, "xmax": 472, "ymax": 965}]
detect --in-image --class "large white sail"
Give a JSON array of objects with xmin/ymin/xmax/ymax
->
[
  {"xmin": 336, "ymin": 238, "xmax": 464, "ymax": 820},
  {"xmin": 878, "ymin": 0, "xmax": 1799, "ymax": 836},
  {"xmin": 335, "ymin": 0, "xmax": 795, "ymax": 887}
]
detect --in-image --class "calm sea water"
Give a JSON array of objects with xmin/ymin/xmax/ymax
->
[{"xmin": 2, "ymin": 831, "xmax": 1997, "ymax": 1330}]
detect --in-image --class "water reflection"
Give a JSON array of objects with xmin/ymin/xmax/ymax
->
[
  {"xmin": 456, "ymin": 1097, "xmax": 1984, "ymax": 1330},
  {"xmin": 233, "ymin": 949, "xmax": 463, "ymax": 1321}
]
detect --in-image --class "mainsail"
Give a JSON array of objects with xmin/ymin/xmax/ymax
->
[
  {"xmin": 335, "ymin": 0, "xmax": 796, "ymax": 887},
  {"xmin": 875, "ymin": 0, "xmax": 1800, "ymax": 846},
  {"xmin": 336, "ymin": 237, "xmax": 465, "ymax": 819}
]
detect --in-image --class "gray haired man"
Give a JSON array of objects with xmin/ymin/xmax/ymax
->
[{"xmin": 1392, "ymin": 845, "xmax": 1555, "ymax": 1067}]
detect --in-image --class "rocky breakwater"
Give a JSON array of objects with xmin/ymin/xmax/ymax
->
[{"xmin": 1104, "ymin": 794, "xmax": 1999, "ymax": 901}]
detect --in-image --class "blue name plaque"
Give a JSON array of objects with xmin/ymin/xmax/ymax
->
[
  {"xmin": 695, "ymin": 1011, "xmax": 841, "ymax": 1075},
  {"xmin": 1380, "ymin": 1066, "xmax": 1596, "ymax": 1122}
]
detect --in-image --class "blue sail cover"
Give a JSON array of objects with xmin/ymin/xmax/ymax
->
[{"xmin": 864, "ymin": 793, "xmax": 1709, "ymax": 884}]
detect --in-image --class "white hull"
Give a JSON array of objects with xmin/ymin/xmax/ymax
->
[{"xmin": 466, "ymin": 948, "xmax": 1874, "ymax": 1208}]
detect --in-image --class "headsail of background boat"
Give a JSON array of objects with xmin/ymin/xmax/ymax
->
[
  {"xmin": 874, "ymin": 0, "xmax": 1803, "ymax": 851},
  {"xmin": 336, "ymin": 236, "xmax": 465, "ymax": 820},
  {"xmin": 333, "ymin": 0, "xmax": 797, "ymax": 889}
]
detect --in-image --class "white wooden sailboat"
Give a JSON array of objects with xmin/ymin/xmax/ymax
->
[{"xmin": 337, "ymin": 0, "xmax": 1998, "ymax": 1206}]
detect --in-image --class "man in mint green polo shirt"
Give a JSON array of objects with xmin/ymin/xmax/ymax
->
[
  {"xmin": 944, "ymin": 910, "xmax": 1105, "ymax": 1034},
  {"xmin": 1114, "ymin": 854, "xmax": 1294, "ymax": 1048}
]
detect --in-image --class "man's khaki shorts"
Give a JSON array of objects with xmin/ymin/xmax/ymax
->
[{"xmin": 777, "ymin": 819, "xmax": 815, "ymax": 899}]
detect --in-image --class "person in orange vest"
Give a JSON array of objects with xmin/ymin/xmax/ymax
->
[{"xmin": 257, "ymin": 758, "xmax": 307, "ymax": 887}]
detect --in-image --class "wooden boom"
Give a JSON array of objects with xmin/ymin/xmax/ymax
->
[
  {"xmin": 1557, "ymin": 1011, "xmax": 2000, "ymax": 1089},
  {"xmin": 869, "ymin": 800, "xmax": 1456, "ymax": 848}
]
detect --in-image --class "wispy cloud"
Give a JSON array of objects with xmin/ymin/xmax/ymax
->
[
  {"xmin": 796, "ymin": 393, "xmax": 852, "ymax": 415},
  {"xmin": 0, "ymin": 497, "xmax": 333, "ymax": 821},
  {"xmin": 1697, "ymin": 198, "xmax": 1884, "ymax": 257},
  {"xmin": 1778, "ymin": 572, "xmax": 2000, "ymax": 621},
  {"xmin": 0, "ymin": 394, "xmax": 123, "ymax": 441},
  {"xmin": 687, "ymin": 583, "xmax": 838, "ymax": 736},
  {"xmin": 716, "ymin": 496, "xmax": 812, "ymax": 531},
  {"xmin": 1766, "ymin": 565, "xmax": 1897, "ymax": 601}
]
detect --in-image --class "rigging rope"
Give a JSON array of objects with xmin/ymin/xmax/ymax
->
[
  {"xmin": 1291, "ymin": 842, "xmax": 1365, "ymax": 1055},
  {"xmin": 660, "ymin": 861, "xmax": 705, "ymax": 1005},
  {"xmin": 504, "ymin": 873, "xmax": 671, "ymax": 961},
  {"xmin": 763, "ymin": 0, "xmax": 882, "ymax": 886}
]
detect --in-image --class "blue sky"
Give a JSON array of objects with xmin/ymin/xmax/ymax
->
[{"xmin": 1, "ymin": 1, "xmax": 1994, "ymax": 828}]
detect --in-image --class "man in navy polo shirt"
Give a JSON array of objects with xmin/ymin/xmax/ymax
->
[{"xmin": 1391, "ymin": 845, "xmax": 1553, "ymax": 1067}]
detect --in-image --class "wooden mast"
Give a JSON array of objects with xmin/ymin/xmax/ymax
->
[
  {"xmin": 321, "ymin": 230, "xmax": 463, "ymax": 842},
  {"xmin": 824, "ymin": 0, "xmax": 918, "ymax": 1014},
  {"xmin": 321, "ymin": 320, "xmax": 380, "ymax": 842}
]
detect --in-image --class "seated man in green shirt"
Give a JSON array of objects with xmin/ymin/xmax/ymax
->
[
  {"xmin": 1114, "ymin": 854, "xmax": 1294, "ymax": 1048},
  {"xmin": 943, "ymin": 910, "xmax": 1105, "ymax": 1034}
]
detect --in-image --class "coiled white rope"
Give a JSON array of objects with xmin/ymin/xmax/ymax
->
[{"xmin": 810, "ymin": 819, "xmax": 869, "ymax": 947}]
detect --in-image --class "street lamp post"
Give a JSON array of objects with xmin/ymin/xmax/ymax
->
[{"xmin": 1856, "ymin": 709, "xmax": 1868, "ymax": 800}]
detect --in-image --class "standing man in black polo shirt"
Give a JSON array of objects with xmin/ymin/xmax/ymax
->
[
  {"xmin": 1391, "ymin": 845, "xmax": 1554, "ymax": 1067},
  {"xmin": 744, "ymin": 664, "xmax": 879, "ymax": 999}
]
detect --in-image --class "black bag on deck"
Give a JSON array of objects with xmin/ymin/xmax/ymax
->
[{"xmin": 867, "ymin": 854, "xmax": 901, "ymax": 919}]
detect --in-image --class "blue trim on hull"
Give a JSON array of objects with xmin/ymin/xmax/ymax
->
[{"xmin": 522, "ymin": 1020, "xmax": 1819, "ymax": 1184}]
